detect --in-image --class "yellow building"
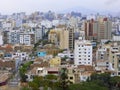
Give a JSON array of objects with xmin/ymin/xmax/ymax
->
[
  {"xmin": 48, "ymin": 29, "xmax": 59, "ymax": 45},
  {"xmin": 59, "ymin": 29, "xmax": 69, "ymax": 49},
  {"xmin": 49, "ymin": 57, "xmax": 61, "ymax": 67},
  {"xmin": 0, "ymin": 51, "xmax": 4, "ymax": 58},
  {"xmin": 48, "ymin": 28, "xmax": 69, "ymax": 50}
]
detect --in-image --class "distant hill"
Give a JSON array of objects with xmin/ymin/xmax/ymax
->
[
  {"xmin": 59, "ymin": 6, "xmax": 119, "ymax": 16},
  {"xmin": 61, "ymin": 7, "xmax": 96, "ymax": 14}
]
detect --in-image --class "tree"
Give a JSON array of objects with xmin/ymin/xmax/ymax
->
[
  {"xmin": 90, "ymin": 73, "xmax": 111, "ymax": 87},
  {"xmin": 45, "ymin": 74, "xmax": 58, "ymax": 80},
  {"xmin": 44, "ymin": 74, "xmax": 58, "ymax": 89},
  {"xmin": 109, "ymin": 76, "xmax": 120, "ymax": 90},
  {"xmin": 19, "ymin": 61, "xmax": 33, "ymax": 82},
  {"xmin": 68, "ymin": 82, "xmax": 108, "ymax": 90},
  {"xmin": 21, "ymin": 87, "xmax": 30, "ymax": 90},
  {"xmin": 59, "ymin": 68, "xmax": 69, "ymax": 90},
  {"xmin": 29, "ymin": 81, "xmax": 39, "ymax": 90},
  {"xmin": 28, "ymin": 76, "xmax": 44, "ymax": 90}
]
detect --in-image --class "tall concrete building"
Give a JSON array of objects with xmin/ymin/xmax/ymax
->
[
  {"xmin": 67, "ymin": 26, "xmax": 74, "ymax": 50},
  {"xmin": 0, "ymin": 32, "xmax": 3, "ymax": 45},
  {"xmin": 20, "ymin": 32, "xmax": 35, "ymax": 45},
  {"xmin": 84, "ymin": 18, "xmax": 112, "ymax": 41},
  {"xmin": 35, "ymin": 27, "xmax": 43, "ymax": 43},
  {"xmin": 74, "ymin": 38, "xmax": 93, "ymax": 65},
  {"xmin": 59, "ymin": 29, "xmax": 69, "ymax": 50},
  {"xmin": 109, "ymin": 45, "xmax": 120, "ymax": 76},
  {"xmin": 48, "ymin": 26, "xmax": 74, "ymax": 50},
  {"xmin": 97, "ymin": 18, "xmax": 112, "ymax": 41},
  {"xmin": 48, "ymin": 27, "xmax": 69, "ymax": 50},
  {"xmin": 96, "ymin": 47, "xmax": 108, "ymax": 61},
  {"xmin": 48, "ymin": 29, "xmax": 59, "ymax": 46},
  {"xmin": 8, "ymin": 30, "xmax": 20, "ymax": 44}
]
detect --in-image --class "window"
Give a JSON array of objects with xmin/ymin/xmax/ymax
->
[
  {"xmin": 118, "ymin": 72, "xmax": 120, "ymax": 75},
  {"xmin": 106, "ymin": 62, "xmax": 109, "ymax": 64},
  {"xmin": 101, "ymin": 57, "xmax": 103, "ymax": 59},
  {"xmin": 83, "ymin": 77, "xmax": 86, "ymax": 79},
  {"xmin": 70, "ymin": 77, "xmax": 73, "ymax": 79},
  {"xmin": 112, "ymin": 64, "xmax": 114, "ymax": 68},
  {"xmin": 30, "ymin": 75, "xmax": 33, "ymax": 79}
]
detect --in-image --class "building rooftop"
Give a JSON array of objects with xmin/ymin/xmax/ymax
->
[{"xmin": 0, "ymin": 73, "xmax": 9, "ymax": 83}]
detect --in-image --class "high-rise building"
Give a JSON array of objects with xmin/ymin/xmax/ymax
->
[
  {"xmin": 20, "ymin": 32, "xmax": 35, "ymax": 45},
  {"xmin": 59, "ymin": 29, "xmax": 69, "ymax": 50},
  {"xmin": 67, "ymin": 26, "xmax": 74, "ymax": 50},
  {"xmin": 8, "ymin": 30, "xmax": 20, "ymax": 44},
  {"xmin": 35, "ymin": 27, "xmax": 43, "ymax": 43},
  {"xmin": 74, "ymin": 38, "xmax": 93, "ymax": 65},
  {"xmin": 96, "ymin": 47, "xmax": 108, "ymax": 61},
  {"xmin": 97, "ymin": 18, "xmax": 112, "ymax": 41},
  {"xmin": 84, "ymin": 18, "xmax": 112, "ymax": 41},
  {"xmin": 0, "ymin": 32, "xmax": 3, "ymax": 45},
  {"xmin": 109, "ymin": 46, "xmax": 120, "ymax": 76},
  {"xmin": 48, "ymin": 27, "xmax": 69, "ymax": 50},
  {"xmin": 48, "ymin": 29, "xmax": 59, "ymax": 45}
]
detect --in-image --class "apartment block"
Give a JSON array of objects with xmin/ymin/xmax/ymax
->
[
  {"xmin": 84, "ymin": 18, "xmax": 112, "ymax": 41},
  {"xmin": 74, "ymin": 39, "xmax": 93, "ymax": 65}
]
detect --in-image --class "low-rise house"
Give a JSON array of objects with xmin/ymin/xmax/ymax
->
[
  {"xmin": 0, "ymin": 58, "xmax": 21, "ymax": 72},
  {"xmin": 67, "ymin": 66, "xmax": 80, "ymax": 83},
  {"xmin": 78, "ymin": 65, "xmax": 95, "ymax": 82},
  {"xmin": 4, "ymin": 53, "xmax": 12, "ymax": 58},
  {"xmin": 14, "ymin": 45, "xmax": 33, "ymax": 52},
  {"xmin": 46, "ymin": 67, "xmax": 59, "ymax": 75},
  {"xmin": 37, "ymin": 51, "xmax": 46, "ymax": 57},
  {"xmin": 0, "ymin": 44, "xmax": 13, "ymax": 52},
  {"xmin": 12, "ymin": 52, "xmax": 28, "ymax": 61},
  {"xmin": 49, "ymin": 57, "xmax": 61, "ymax": 67},
  {"xmin": 26, "ymin": 67, "xmax": 48, "ymax": 81},
  {"xmin": 58, "ymin": 50, "xmax": 74, "ymax": 59},
  {"xmin": 0, "ymin": 73, "xmax": 10, "ymax": 86},
  {"xmin": 30, "ymin": 58, "xmax": 50, "ymax": 69},
  {"xmin": 0, "ymin": 50, "xmax": 4, "ymax": 58},
  {"xmin": 40, "ymin": 44, "xmax": 61, "ymax": 56},
  {"xmin": 26, "ymin": 67, "xmax": 59, "ymax": 81},
  {"xmin": 95, "ymin": 60, "xmax": 115, "ymax": 74}
]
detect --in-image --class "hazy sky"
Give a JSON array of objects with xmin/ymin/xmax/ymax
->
[{"xmin": 0, "ymin": 0, "xmax": 120, "ymax": 14}]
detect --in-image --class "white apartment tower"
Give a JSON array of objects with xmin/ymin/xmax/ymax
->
[{"xmin": 74, "ymin": 38, "xmax": 93, "ymax": 65}]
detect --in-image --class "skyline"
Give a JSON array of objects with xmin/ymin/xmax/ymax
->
[{"xmin": 0, "ymin": 0, "xmax": 120, "ymax": 14}]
